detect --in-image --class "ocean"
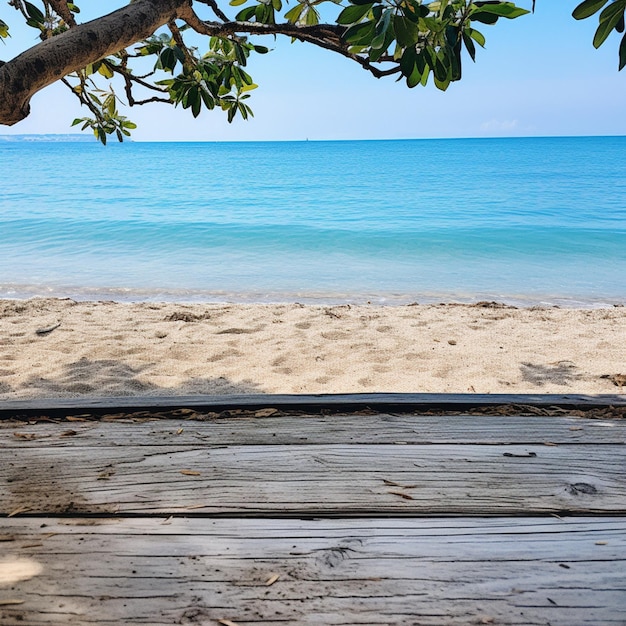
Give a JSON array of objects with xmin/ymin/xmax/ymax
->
[{"xmin": 1, "ymin": 136, "xmax": 625, "ymax": 306}]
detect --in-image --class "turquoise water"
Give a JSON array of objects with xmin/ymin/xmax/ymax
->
[{"xmin": 1, "ymin": 136, "xmax": 625, "ymax": 305}]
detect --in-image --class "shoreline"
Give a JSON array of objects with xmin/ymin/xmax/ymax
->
[
  {"xmin": 1, "ymin": 298, "xmax": 624, "ymax": 400},
  {"xmin": 1, "ymin": 285, "xmax": 624, "ymax": 310}
]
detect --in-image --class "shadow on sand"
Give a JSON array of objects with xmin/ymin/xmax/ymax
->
[{"xmin": 2, "ymin": 357, "xmax": 263, "ymax": 399}]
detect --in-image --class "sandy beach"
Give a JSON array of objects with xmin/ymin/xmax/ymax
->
[{"xmin": 0, "ymin": 298, "xmax": 624, "ymax": 400}]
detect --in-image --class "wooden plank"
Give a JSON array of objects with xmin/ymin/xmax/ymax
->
[
  {"xmin": 2, "ymin": 414, "xmax": 624, "ymax": 447},
  {"xmin": 1, "ymin": 392, "xmax": 625, "ymax": 418},
  {"xmin": 1, "ymin": 517, "xmax": 624, "ymax": 625},
  {"xmin": 2, "ymin": 438, "xmax": 624, "ymax": 515}
]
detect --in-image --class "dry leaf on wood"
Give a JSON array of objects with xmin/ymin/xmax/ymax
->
[
  {"xmin": 265, "ymin": 573, "xmax": 280, "ymax": 586},
  {"xmin": 7, "ymin": 506, "xmax": 31, "ymax": 518},
  {"xmin": 387, "ymin": 490, "xmax": 415, "ymax": 500},
  {"xmin": 180, "ymin": 470, "xmax": 201, "ymax": 476}
]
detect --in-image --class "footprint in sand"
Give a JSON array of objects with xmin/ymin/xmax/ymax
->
[{"xmin": 321, "ymin": 331, "xmax": 350, "ymax": 340}]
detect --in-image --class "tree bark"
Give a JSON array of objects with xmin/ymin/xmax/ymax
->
[{"xmin": 0, "ymin": 0, "xmax": 187, "ymax": 125}]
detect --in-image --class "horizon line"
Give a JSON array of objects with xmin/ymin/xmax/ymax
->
[{"xmin": 1, "ymin": 133, "xmax": 625, "ymax": 144}]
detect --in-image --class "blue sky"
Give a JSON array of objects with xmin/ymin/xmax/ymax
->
[{"xmin": 1, "ymin": 1, "xmax": 625, "ymax": 140}]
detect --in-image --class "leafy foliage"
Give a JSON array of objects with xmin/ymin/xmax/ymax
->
[
  {"xmin": 0, "ymin": 0, "xmax": 623, "ymax": 140},
  {"xmin": 573, "ymin": 0, "xmax": 626, "ymax": 69}
]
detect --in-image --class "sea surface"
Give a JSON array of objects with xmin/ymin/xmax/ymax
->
[{"xmin": 1, "ymin": 136, "xmax": 625, "ymax": 306}]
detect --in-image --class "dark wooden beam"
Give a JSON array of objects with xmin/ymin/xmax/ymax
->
[{"xmin": 0, "ymin": 392, "xmax": 624, "ymax": 419}]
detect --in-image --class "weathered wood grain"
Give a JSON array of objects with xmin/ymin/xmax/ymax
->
[
  {"xmin": 0, "ymin": 517, "xmax": 624, "ymax": 625},
  {"xmin": 2, "ymin": 438, "xmax": 624, "ymax": 515},
  {"xmin": 1, "ymin": 409, "xmax": 624, "ymax": 624},
  {"xmin": 2, "ymin": 413, "xmax": 624, "ymax": 446},
  {"xmin": 1, "ymin": 392, "xmax": 625, "ymax": 418}
]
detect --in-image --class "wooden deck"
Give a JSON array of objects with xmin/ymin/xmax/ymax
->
[{"xmin": 0, "ymin": 395, "xmax": 625, "ymax": 625}]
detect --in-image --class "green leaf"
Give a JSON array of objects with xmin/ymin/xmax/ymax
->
[
  {"xmin": 236, "ymin": 6, "xmax": 257, "ymax": 20},
  {"xmin": 433, "ymin": 54, "xmax": 449, "ymax": 82},
  {"xmin": 337, "ymin": 3, "xmax": 373, "ymax": 25},
  {"xmin": 200, "ymin": 88, "xmax": 215, "ymax": 110},
  {"xmin": 96, "ymin": 127, "xmax": 107, "ymax": 145},
  {"xmin": 24, "ymin": 2, "xmax": 45, "ymax": 24},
  {"xmin": 370, "ymin": 31, "xmax": 386, "ymax": 49},
  {"xmin": 284, "ymin": 4, "xmax": 304, "ymax": 23},
  {"xmin": 229, "ymin": 0, "xmax": 248, "ymax": 5},
  {"xmin": 157, "ymin": 47, "xmax": 177, "ymax": 72},
  {"xmin": 406, "ymin": 62, "xmax": 421, "ymax": 88},
  {"xmin": 234, "ymin": 43, "xmax": 248, "ymax": 66},
  {"xmin": 191, "ymin": 91, "xmax": 201, "ymax": 118},
  {"xmin": 393, "ymin": 15, "xmax": 419, "ymax": 47},
  {"xmin": 104, "ymin": 94, "xmax": 116, "ymax": 116},
  {"xmin": 469, "ymin": 12, "xmax": 498, "ymax": 25},
  {"xmin": 173, "ymin": 46, "xmax": 186, "ymax": 63},
  {"xmin": 572, "ymin": 0, "xmax": 609, "ymax": 20},
  {"xmin": 462, "ymin": 31, "xmax": 476, "ymax": 61},
  {"xmin": 369, "ymin": 7, "xmax": 392, "ymax": 49},
  {"xmin": 400, "ymin": 45, "xmax": 417, "ymax": 77},
  {"xmin": 25, "ymin": 18, "xmax": 44, "ymax": 29},
  {"xmin": 0, "ymin": 19, "xmax": 9, "ymax": 39},
  {"xmin": 305, "ymin": 7, "xmax": 319, "ymax": 25},
  {"xmin": 468, "ymin": 27, "xmax": 486, "ymax": 47},
  {"xmin": 344, "ymin": 20, "xmax": 376, "ymax": 45},
  {"xmin": 98, "ymin": 63, "xmax": 114, "ymax": 79},
  {"xmin": 472, "ymin": 2, "xmax": 529, "ymax": 19},
  {"xmin": 434, "ymin": 74, "xmax": 451, "ymax": 90},
  {"xmin": 619, "ymin": 31, "xmax": 626, "ymax": 68},
  {"xmin": 401, "ymin": 1, "xmax": 429, "ymax": 21},
  {"xmin": 593, "ymin": 2, "xmax": 625, "ymax": 47},
  {"xmin": 445, "ymin": 24, "xmax": 459, "ymax": 46},
  {"xmin": 370, "ymin": 29, "xmax": 394, "ymax": 60}
]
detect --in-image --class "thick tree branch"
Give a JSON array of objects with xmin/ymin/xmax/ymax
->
[{"xmin": 0, "ymin": 0, "xmax": 188, "ymax": 125}]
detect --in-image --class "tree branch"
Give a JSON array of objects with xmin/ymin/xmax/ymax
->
[
  {"xmin": 178, "ymin": 6, "xmax": 394, "ymax": 78},
  {"xmin": 0, "ymin": 0, "xmax": 188, "ymax": 125},
  {"xmin": 194, "ymin": 0, "xmax": 230, "ymax": 23},
  {"xmin": 47, "ymin": 0, "xmax": 77, "ymax": 28}
]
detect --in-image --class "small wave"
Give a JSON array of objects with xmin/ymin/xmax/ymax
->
[{"xmin": 0, "ymin": 282, "xmax": 622, "ymax": 309}]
